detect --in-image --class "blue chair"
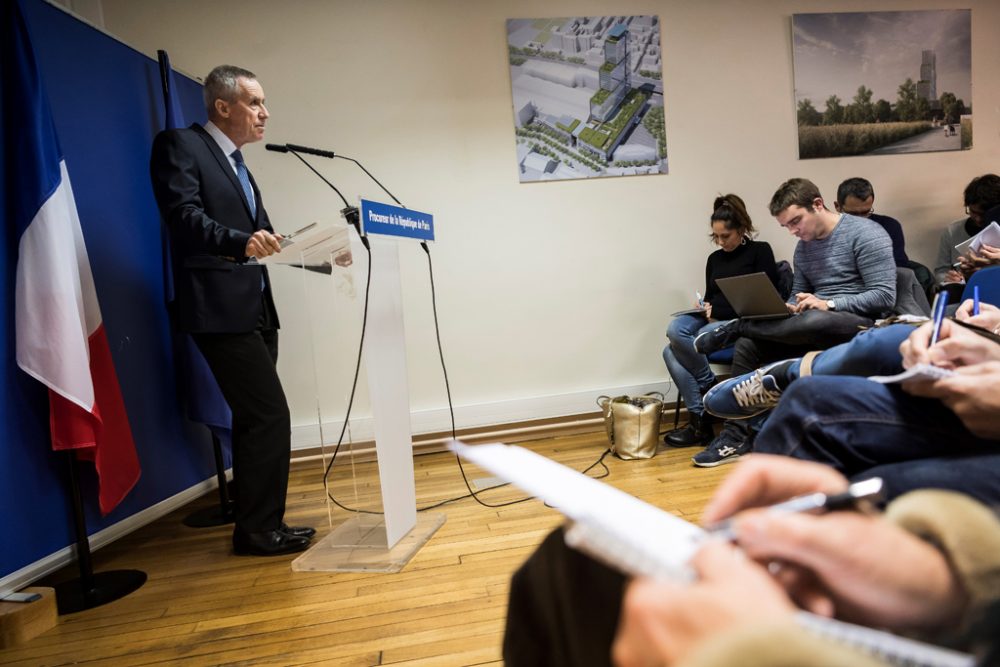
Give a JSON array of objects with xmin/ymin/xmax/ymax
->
[{"xmin": 961, "ymin": 265, "xmax": 1000, "ymax": 306}]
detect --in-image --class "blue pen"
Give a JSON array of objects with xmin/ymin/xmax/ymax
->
[
  {"xmin": 930, "ymin": 291, "xmax": 949, "ymax": 346},
  {"xmin": 973, "ymin": 286, "xmax": 980, "ymax": 316},
  {"xmin": 696, "ymin": 291, "xmax": 705, "ymax": 308}
]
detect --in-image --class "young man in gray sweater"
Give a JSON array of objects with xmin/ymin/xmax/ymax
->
[{"xmin": 692, "ymin": 178, "xmax": 895, "ymax": 466}]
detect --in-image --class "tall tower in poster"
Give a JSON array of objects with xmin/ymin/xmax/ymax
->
[
  {"xmin": 590, "ymin": 23, "xmax": 630, "ymax": 122},
  {"xmin": 917, "ymin": 49, "xmax": 937, "ymax": 104}
]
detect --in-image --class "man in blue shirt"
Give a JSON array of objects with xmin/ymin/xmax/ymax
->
[{"xmin": 834, "ymin": 177, "xmax": 909, "ymax": 267}]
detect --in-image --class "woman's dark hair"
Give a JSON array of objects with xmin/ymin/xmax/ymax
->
[{"xmin": 710, "ymin": 193, "xmax": 756, "ymax": 237}]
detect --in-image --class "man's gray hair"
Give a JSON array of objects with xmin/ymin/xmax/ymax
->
[{"xmin": 204, "ymin": 65, "xmax": 256, "ymax": 115}]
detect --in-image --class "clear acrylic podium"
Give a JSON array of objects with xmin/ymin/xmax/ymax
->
[{"xmin": 261, "ymin": 220, "xmax": 444, "ymax": 572}]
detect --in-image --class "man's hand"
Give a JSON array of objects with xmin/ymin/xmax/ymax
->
[
  {"xmin": 733, "ymin": 508, "xmax": 967, "ymax": 631},
  {"xmin": 791, "ymin": 292, "xmax": 828, "ymax": 313},
  {"xmin": 903, "ymin": 361, "xmax": 1000, "ymax": 438},
  {"xmin": 245, "ymin": 230, "xmax": 283, "ymax": 258},
  {"xmin": 954, "ymin": 299, "xmax": 1000, "ymax": 331},
  {"xmin": 943, "ymin": 269, "xmax": 965, "ymax": 284},
  {"xmin": 612, "ymin": 542, "xmax": 796, "ymax": 667},
  {"xmin": 700, "ymin": 456, "xmax": 967, "ymax": 633},
  {"xmin": 900, "ymin": 319, "xmax": 1000, "ymax": 370},
  {"xmin": 701, "ymin": 454, "xmax": 849, "ymax": 524}
]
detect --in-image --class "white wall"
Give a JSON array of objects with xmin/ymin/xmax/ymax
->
[{"xmin": 100, "ymin": 0, "xmax": 1000, "ymax": 443}]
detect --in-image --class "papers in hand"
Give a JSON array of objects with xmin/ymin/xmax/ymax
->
[
  {"xmin": 869, "ymin": 363, "xmax": 956, "ymax": 384},
  {"xmin": 954, "ymin": 220, "xmax": 1000, "ymax": 257},
  {"xmin": 448, "ymin": 441, "xmax": 705, "ymax": 580},
  {"xmin": 259, "ymin": 222, "xmax": 351, "ymax": 274}
]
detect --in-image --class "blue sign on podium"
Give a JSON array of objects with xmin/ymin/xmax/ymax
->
[{"xmin": 361, "ymin": 199, "xmax": 435, "ymax": 241}]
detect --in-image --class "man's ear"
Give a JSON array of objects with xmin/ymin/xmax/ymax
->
[
  {"xmin": 214, "ymin": 98, "xmax": 229, "ymax": 119},
  {"xmin": 833, "ymin": 201, "xmax": 843, "ymax": 213}
]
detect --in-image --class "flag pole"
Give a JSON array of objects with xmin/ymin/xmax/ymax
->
[
  {"xmin": 53, "ymin": 452, "xmax": 146, "ymax": 615},
  {"xmin": 181, "ymin": 433, "xmax": 235, "ymax": 527},
  {"xmin": 154, "ymin": 50, "xmax": 236, "ymax": 530}
]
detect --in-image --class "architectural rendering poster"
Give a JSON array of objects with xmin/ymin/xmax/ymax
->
[
  {"xmin": 793, "ymin": 10, "xmax": 971, "ymax": 159},
  {"xmin": 507, "ymin": 16, "xmax": 667, "ymax": 183}
]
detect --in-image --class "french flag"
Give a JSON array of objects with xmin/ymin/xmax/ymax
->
[{"xmin": 6, "ymin": 1, "xmax": 140, "ymax": 515}]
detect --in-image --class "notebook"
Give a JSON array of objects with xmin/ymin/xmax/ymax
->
[
  {"xmin": 449, "ymin": 441, "xmax": 975, "ymax": 667},
  {"xmin": 715, "ymin": 272, "xmax": 790, "ymax": 320},
  {"xmin": 869, "ymin": 364, "xmax": 956, "ymax": 384},
  {"xmin": 955, "ymin": 220, "xmax": 1000, "ymax": 257}
]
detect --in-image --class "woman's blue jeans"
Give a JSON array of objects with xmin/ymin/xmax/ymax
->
[{"xmin": 662, "ymin": 314, "xmax": 731, "ymax": 416}]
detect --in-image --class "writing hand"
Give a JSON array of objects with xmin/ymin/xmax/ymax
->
[
  {"xmin": 701, "ymin": 454, "xmax": 848, "ymax": 525},
  {"xmin": 733, "ymin": 508, "xmax": 967, "ymax": 632}
]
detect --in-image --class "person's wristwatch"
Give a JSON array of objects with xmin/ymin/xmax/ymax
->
[{"xmin": 826, "ymin": 299, "xmax": 836, "ymax": 310}]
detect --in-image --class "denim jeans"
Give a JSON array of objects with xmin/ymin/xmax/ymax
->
[
  {"xmin": 786, "ymin": 323, "xmax": 915, "ymax": 380},
  {"xmin": 662, "ymin": 315, "xmax": 731, "ymax": 415},
  {"xmin": 754, "ymin": 376, "xmax": 1000, "ymax": 505}
]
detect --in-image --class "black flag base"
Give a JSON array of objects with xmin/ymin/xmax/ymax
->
[
  {"xmin": 55, "ymin": 569, "xmax": 146, "ymax": 615},
  {"xmin": 58, "ymin": 452, "xmax": 147, "ymax": 615}
]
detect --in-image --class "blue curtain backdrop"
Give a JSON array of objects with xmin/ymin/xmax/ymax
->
[{"xmin": 1, "ymin": 0, "xmax": 216, "ymax": 580}]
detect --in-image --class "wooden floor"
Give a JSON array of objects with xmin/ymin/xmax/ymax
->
[{"xmin": 0, "ymin": 430, "xmax": 731, "ymax": 666}]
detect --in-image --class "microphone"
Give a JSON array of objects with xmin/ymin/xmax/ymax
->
[
  {"xmin": 265, "ymin": 143, "xmax": 288, "ymax": 153},
  {"xmin": 286, "ymin": 143, "xmax": 336, "ymax": 159}
]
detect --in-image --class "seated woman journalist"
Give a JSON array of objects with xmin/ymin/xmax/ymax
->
[{"xmin": 662, "ymin": 194, "xmax": 780, "ymax": 447}]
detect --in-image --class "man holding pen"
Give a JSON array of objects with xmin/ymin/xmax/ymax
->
[{"xmin": 504, "ymin": 454, "xmax": 1000, "ymax": 666}]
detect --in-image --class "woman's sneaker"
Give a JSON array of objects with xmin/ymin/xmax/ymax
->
[{"xmin": 692, "ymin": 427, "xmax": 753, "ymax": 467}]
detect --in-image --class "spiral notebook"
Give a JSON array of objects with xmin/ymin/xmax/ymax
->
[{"xmin": 449, "ymin": 441, "xmax": 975, "ymax": 667}]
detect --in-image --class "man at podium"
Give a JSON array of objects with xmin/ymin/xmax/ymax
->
[{"xmin": 150, "ymin": 64, "xmax": 313, "ymax": 556}]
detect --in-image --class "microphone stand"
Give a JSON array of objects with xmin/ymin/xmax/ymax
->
[{"xmin": 281, "ymin": 147, "xmax": 367, "ymax": 248}]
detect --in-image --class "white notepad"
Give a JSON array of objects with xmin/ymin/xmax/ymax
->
[
  {"xmin": 955, "ymin": 220, "xmax": 1000, "ymax": 257},
  {"xmin": 869, "ymin": 364, "xmax": 956, "ymax": 384},
  {"xmin": 449, "ymin": 441, "xmax": 975, "ymax": 667}
]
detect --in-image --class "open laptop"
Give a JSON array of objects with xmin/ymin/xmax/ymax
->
[{"xmin": 714, "ymin": 272, "xmax": 790, "ymax": 320}]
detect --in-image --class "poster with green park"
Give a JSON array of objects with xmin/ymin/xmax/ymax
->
[{"xmin": 792, "ymin": 10, "xmax": 971, "ymax": 159}]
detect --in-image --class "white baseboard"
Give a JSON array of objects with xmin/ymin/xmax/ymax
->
[
  {"xmin": 291, "ymin": 379, "xmax": 675, "ymax": 449},
  {"xmin": 0, "ymin": 475, "xmax": 226, "ymax": 598}
]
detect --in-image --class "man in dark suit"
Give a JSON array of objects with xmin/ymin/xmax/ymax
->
[{"xmin": 150, "ymin": 65, "xmax": 314, "ymax": 556}]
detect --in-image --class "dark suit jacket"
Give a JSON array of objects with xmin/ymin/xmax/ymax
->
[{"xmin": 150, "ymin": 124, "xmax": 279, "ymax": 333}]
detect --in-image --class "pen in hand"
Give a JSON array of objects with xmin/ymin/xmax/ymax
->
[
  {"xmin": 707, "ymin": 477, "xmax": 884, "ymax": 542},
  {"xmin": 973, "ymin": 286, "xmax": 980, "ymax": 316},
  {"xmin": 696, "ymin": 291, "xmax": 705, "ymax": 308},
  {"xmin": 930, "ymin": 291, "xmax": 949, "ymax": 346}
]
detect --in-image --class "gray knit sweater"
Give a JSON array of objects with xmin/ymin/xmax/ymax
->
[{"xmin": 790, "ymin": 214, "xmax": 896, "ymax": 316}]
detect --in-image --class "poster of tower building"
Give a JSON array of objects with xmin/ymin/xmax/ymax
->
[
  {"xmin": 792, "ymin": 9, "xmax": 971, "ymax": 159},
  {"xmin": 507, "ymin": 16, "xmax": 668, "ymax": 183}
]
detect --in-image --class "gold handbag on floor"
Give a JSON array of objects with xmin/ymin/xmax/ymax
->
[{"xmin": 596, "ymin": 393, "xmax": 664, "ymax": 460}]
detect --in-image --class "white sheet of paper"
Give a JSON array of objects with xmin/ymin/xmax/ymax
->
[
  {"xmin": 869, "ymin": 363, "xmax": 956, "ymax": 384},
  {"xmin": 448, "ymin": 441, "xmax": 705, "ymax": 579}
]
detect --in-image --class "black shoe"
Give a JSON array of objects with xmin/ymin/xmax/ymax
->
[
  {"xmin": 280, "ymin": 523, "xmax": 316, "ymax": 539},
  {"xmin": 664, "ymin": 412, "xmax": 715, "ymax": 447},
  {"xmin": 232, "ymin": 529, "xmax": 310, "ymax": 556},
  {"xmin": 692, "ymin": 426, "xmax": 753, "ymax": 467},
  {"xmin": 693, "ymin": 320, "xmax": 741, "ymax": 355}
]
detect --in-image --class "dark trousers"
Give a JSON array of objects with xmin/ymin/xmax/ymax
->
[
  {"xmin": 732, "ymin": 310, "xmax": 874, "ymax": 374},
  {"xmin": 505, "ymin": 527, "xmax": 625, "ymax": 667},
  {"xmin": 193, "ymin": 326, "xmax": 291, "ymax": 534}
]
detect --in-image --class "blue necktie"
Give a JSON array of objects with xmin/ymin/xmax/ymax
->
[{"xmin": 232, "ymin": 149, "xmax": 257, "ymax": 219}]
